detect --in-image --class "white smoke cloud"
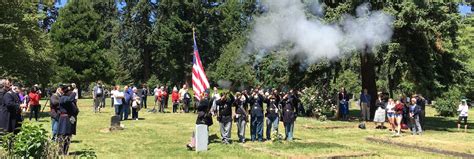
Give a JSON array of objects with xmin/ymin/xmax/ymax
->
[{"xmin": 247, "ymin": 0, "xmax": 394, "ymax": 64}]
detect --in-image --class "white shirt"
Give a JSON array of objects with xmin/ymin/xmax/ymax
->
[
  {"xmin": 154, "ymin": 88, "xmax": 161, "ymax": 96},
  {"xmin": 458, "ymin": 104, "xmax": 469, "ymax": 117},
  {"xmin": 112, "ymin": 90, "xmax": 124, "ymax": 105},
  {"xmin": 73, "ymin": 88, "xmax": 79, "ymax": 100},
  {"xmin": 132, "ymin": 93, "xmax": 140, "ymax": 108},
  {"xmin": 386, "ymin": 103, "xmax": 395, "ymax": 113},
  {"xmin": 179, "ymin": 88, "xmax": 187, "ymax": 100}
]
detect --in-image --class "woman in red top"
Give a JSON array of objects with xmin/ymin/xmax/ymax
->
[
  {"xmin": 28, "ymin": 86, "xmax": 41, "ymax": 121},
  {"xmin": 394, "ymin": 100, "xmax": 404, "ymax": 136},
  {"xmin": 171, "ymin": 87, "xmax": 180, "ymax": 113}
]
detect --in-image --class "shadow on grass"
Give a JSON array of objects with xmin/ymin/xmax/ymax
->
[
  {"xmin": 71, "ymin": 140, "xmax": 82, "ymax": 143},
  {"xmin": 69, "ymin": 148, "xmax": 96, "ymax": 157},
  {"xmin": 423, "ymin": 116, "xmax": 474, "ymax": 132},
  {"xmin": 209, "ymin": 134, "xmax": 220, "ymax": 144},
  {"xmin": 268, "ymin": 141, "xmax": 347, "ymax": 150}
]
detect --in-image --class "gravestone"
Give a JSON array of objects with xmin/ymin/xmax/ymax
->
[
  {"xmin": 195, "ymin": 124, "xmax": 208, "ymax": 152},
  {"xmin": 110, "ymin": 115, "xmax": 123, "ymax": 131}
]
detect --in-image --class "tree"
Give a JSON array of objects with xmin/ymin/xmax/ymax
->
[
  {"xmin": 0, "ymin": 1, "xmax": 55, "ymax": 85},
  {"xmin": 50, "ymin": 0, "xmax": 114, "ymax": 95}
]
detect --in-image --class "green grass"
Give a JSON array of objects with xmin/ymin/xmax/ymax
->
[{"xmin": 7, "ymin": 98, "xmax": 474, "ymax": 158}]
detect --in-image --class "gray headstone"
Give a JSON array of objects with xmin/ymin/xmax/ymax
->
[
  {"xmin": 195, "ymin": 124, "xmax": 208, "ymax": 152},
  {"xmin": 111, "ymin": 115, "xmax": 121, "ymax": 127}
]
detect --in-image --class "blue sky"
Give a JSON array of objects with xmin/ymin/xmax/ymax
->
[{"xmin": 54, "ymin": 1, "xmax": 472, "ymax": 15}]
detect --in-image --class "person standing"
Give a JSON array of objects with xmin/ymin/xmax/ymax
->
[
  {"xmin": 457, "ymin": 99, "xmax": 469, "ymax": 132},
  {"xmin": 123, "ymin": 86, "xmax": 132, "ymax": 120},
  {"xmin": 234, "ymin": 92, "xmax": 248, "ymax": 143},
  {"xmin": 71, "ymin": 83, "xmax": 78, "ymax": 103},
  {"xmin": 171, "ymin": 87, "xmax": 180, "ymax": 113},
  {"xmin": 131, "ymin": 87, "xmax": 141, "ymax": 120},
  {"xmin": 160, "ymin": 86, "xmax": 168, "ymax": 113},
  {"xmin": 416, "ymin": 94, "xmax": 426, "ymax": 129},
  {"xmin": 181, "ymin": 85, "xmax": 191, "ymax": 113},
  {"xmin": 265, "ymin": 95, "xmax": 279, "ymax": 141},
  {"xmin": 28, "ymin": 86, "xmax": 41, "ymax": 121},
  {"xmin": 186, "ymin": 91, "xmax": 213, "ymax": 150},
  {"xmin": 156, "ymin": 85, "xmax": 161, "ymax": 112},
  {"xmin": 409, "ymin": 97, "xmax": 422, "ymax": 135},
  {"xmin": 111, "ymin": 85, "xmax": 124, "ymax": 119},
  {"xmin": 92, "ymin": 81, "xmax": 104, "ymax": 113},
  {"xmin": 250, "ymin": 89, "xmax": 264, "ymax": 142},
  {"xmin": 394, "ymin": 100, "xmax": 404, "ymax": 136},
  {"xmin": 57, "ymin": 85, "xmax": 79, "ymax": 155},
  {"xmin": 373, "ymin": 93, "xmax": 386, "ymax": 129},
  {"xmin": 50, "ymin": 87, "xmax": 61, "ymax": 140},
  {"xmin": 140, "ymin": 84, "xmax": 148, "ymax": 109},
  {"xmin": 338, "ymin": 87, "xmax": 350, "ymax": 121},
  {"xmin": 216, "ymin": 93, "xmax": 235, "ymax": 144},
  {"xmin": 386, "ymin": 98, "xmax": 396, "ymax": 133},
  {"xmin": 0, "ymin": 79, "xmax": 24, "ymax": 134},
  {"xmin": 360, "ymin": 88, "xmax": 371, "ymax": 121}
]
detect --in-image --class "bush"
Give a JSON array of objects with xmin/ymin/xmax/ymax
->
[
  {"xmin": 300, "ymin": 86, "xmax": 336, "ymax": 119},
  {"xmin": 1, "ymin": 123, "xmax": 52, "ymax": 158},
  {"xmin": 434, "ymin": 87, "xmax": 462, "ymax": 117}
]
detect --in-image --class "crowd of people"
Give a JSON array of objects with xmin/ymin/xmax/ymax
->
[
  {"xmin": 0, "ymin": 78, "xmax": 470, "ymax": 154},
  {"xmin": 0, "ymin": 79, "xmax": 79, "ymax": 155},
  {"xmin": 186, "ymin": 87, "xmax": 300, "ymax": 150}
]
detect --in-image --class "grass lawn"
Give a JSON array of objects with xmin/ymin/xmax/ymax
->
[{"xmin": 6, "ymin": 98, "xmax": 474, "ymax": 158}]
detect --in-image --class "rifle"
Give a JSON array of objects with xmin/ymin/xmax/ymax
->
[{"xmin": 41, "ymin": 94, "xmax": 49, "ymax": 112}]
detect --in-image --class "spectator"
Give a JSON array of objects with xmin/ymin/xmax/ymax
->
[
  {"xmin": 373, "ymin": 93, "xmax": 386, "ymax": 129},
  {"xmin": 131, "ymin": 87, "xmax": 141, "ymax": 120},
  {"xmin": 457, "ymin": 99, "xmax": 469, "ymax": 132},
  {"xmin": 386, "ymin": 98, "xmax": 396, "ymax": 133},
  {"xmin": 28, "ymin": 86, "xmax": 41, "ymax": 121},
  {"xmin": 171, "ymin": 87, "xmax": 180, "ymax": 113},
  {"xmin": 394, "ymin": 100, "xmax": 404, "ymax": 136},
  {"xmin": 409, "ymin": 97, "xmax": 422, "ymax": 135},
  {"xmin": 359, "ymin": 88, "xmax": 371, "ymax": 121}
]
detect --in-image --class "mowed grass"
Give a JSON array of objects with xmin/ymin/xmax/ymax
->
[{"xmin": 10, "ymin": 98, "xmax": 474, "ymax": 158}]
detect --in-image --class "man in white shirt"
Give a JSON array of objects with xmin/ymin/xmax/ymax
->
[
  {"xmin": 457, "ymin": 99, "xmax": 469, "ymax": 132},
  {"xmin": 111, "ymin": 85, "xmax": 124, "ymax": 119}
]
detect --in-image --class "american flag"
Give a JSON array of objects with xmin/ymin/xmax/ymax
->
[{"xmin": 192, "ymin": 31, "xmax": 210, "ymax": 100}]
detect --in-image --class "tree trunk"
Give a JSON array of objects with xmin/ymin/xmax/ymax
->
[{"xmin": 360, "ymin": 47, "xmax": 377, "ymax": 120}]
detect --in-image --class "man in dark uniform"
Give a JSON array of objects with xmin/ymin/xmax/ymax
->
[
  {"xmin": 250, "ymin": 89, "xmax": 264, "ymax": 142},
  {"xmin": 216, "ymin": 92, "xmax": 235, "ymax": 144},
  {"xmin": 57, "ymin": 85, "xmax": 79, "ymax": 155},
  {"xmin": 265, "ymin": 94, "xmax": 279, "ymax": 140},
  {"xmin": 234, "ymin": 92, "xmax": 248, "ymax": 143},
  {"xmin": 0, "ymin": 79, "xmax": 23, "ymax": 134},
  {"xmin": 283, "ymin": 90, "xmax": 299, "ymax": 141}
]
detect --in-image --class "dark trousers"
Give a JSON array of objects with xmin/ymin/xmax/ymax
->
[
  {"xmin": 141, "ymin": 97, "xmax": 147, "ymax": 109},
  {"xmin": 132, "ymin": 107, "xmax": 139, "ymax": 119},
  {"xmin": 172, "ymin": 102, "xmax": 178, "ymax": 113},
  {"xmin": 250, "ymin": 115, "xmax": 263, "ymax": 141},
  {"xmin": 237, "ymin": 116, "xmax": 247, "ymax": 142},
  {"xmin": 29, "ymin": 105, "xmax": 40, "ymax": 121},
  {"xmin": 159, "ymin": 100, "xmax": 165, "ymax": 113},
  {"xmin": 111, "ymin": 97, "xmax": 114, "ymax": 108},
  {"xmin": 115, "ymin": 104, "xmax": 123, "ymax": 118},
  {"xmin": 183, "ymin": 99, "xmax": 190, "ymax": 113},
  {"xmin": 122, "ymin": 103, "xmax": 130, "ymax": 120}
]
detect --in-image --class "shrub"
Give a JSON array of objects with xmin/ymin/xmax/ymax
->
[
  {"xmin": 1, "ymin": 123, "xmax": 51, "ymax": 158},
  {"xmin": 434, "ymin": 87, "xmax": 462, "ymax": 117},
  {"xmin": 300, "ymin": 86, "xmax": 336, "ymax": 119}
]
